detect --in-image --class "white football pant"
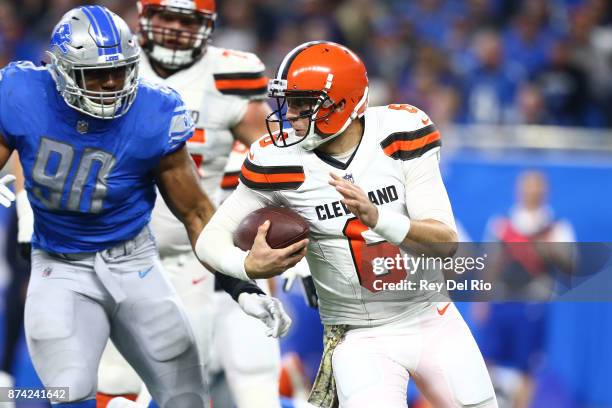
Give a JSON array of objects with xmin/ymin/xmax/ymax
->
[
  {"xmin": 26, "ymin": 228, "xmax": 208, "ymax": 408},
  {"xmin": 332, "ymin": 303, "xmax": 497, "ymax": 408}
]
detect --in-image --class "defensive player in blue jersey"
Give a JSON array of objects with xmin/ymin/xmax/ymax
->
[{"xmin": 0, "ymin": 6, "xmax": 290, "ymax": 408}]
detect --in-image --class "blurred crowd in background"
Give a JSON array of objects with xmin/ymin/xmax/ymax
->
[
  {"xmin": 1, "ymin": 2, "xmax": 612, "ymax": 407},
  {"xmin": 1, "ymin": 0, "xmax": 611, "ymax": 128}
]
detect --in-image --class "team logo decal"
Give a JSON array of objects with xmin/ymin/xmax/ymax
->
[
  {"xmin": 76, "ymin": 120, "xmax": 89, "ymax": 134},
  {"xmin": 343, "ymin": 173, "xmax": 354, "ymax": 184},
  {"xmin": 51, "ymin": 23, "xmax": 72, "ymax": 54}
]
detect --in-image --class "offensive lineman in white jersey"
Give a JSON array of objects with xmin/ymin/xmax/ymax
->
[
  {"xmin": 13, "ymin": 1, "xmax": 289, "ymax": 407},
  {"xmin": 197, "ymin": 42, "xmax": 498, "ymax": 407}
]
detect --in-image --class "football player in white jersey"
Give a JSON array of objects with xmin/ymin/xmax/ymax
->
[
  {"xmin": 13, "ymin": 1, "xmax": 289, "ymax": 407},
  {"xmin": 197, "ymin": 41, "xmax": 498, "ymax": 408}
]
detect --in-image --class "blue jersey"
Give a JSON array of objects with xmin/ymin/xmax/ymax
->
[{"xmin": 0, "ymin": 62, "xmax": 194, "ymax": 253}]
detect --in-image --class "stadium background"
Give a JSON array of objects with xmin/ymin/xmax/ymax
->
[{"xmin": 0, "ymin": 0, "xmax": 611, "ymax": 407}]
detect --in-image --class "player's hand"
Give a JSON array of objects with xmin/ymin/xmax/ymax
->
[
  {"xmin": 0, "ymin": 175, "xmax": 16, "ymax": 208},
  {"xmin": 329, "ymin": 173, "xmax": 378, "ymax": 228},
  {"xmin": 238, "ymin": 293, "xmax": 292, "ymax": 338},
  {"xmin": 244, "ymin": 220, "xmax": 308, "ymax": 279}
]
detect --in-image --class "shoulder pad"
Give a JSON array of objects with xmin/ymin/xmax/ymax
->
[
  {"xmin": 239, "ymin": 132, "xmax": 304, "ymax": 191},
  {"xmin": 0, "ymin": 61, "xmax": 46, "ymax": 89},
  {"xmin": 210, "ymin": 46, "xmax": 267, "ymax": 99},
  {"xmin": 0, "ymin": 61, "xmax": 48, "ymax": 144},
  {"xmin": 1, "ymin": 61, "xmax": 42, "ymax": 75},
  {"xmin": 133, "ymin": 79, "xmax": 192, "ymax": 155},
  {"xmin": 376, "ymin": 104, "xmax": 441, "ymax": 161},
  {"xmin": 138, "ymin": 79, "xmax": 185, "ymax": 113},
  {"xmin": 138, "ymin": 78, "xmax": 177, "ymax": 97}
]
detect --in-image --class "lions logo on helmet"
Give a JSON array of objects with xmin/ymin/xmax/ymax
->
[
  {"xmin": 47, "ymin": 6, "xmax": 140, "ymax": 119},
  {"xmin": 51, "ymin": 23, "xmax": 72, "ymax": 55}
]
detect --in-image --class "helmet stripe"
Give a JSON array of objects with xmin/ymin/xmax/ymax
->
[
  {"xmin": 277, "ymin": 41, "xmax": 323, "ymax": 81},
  {"xmin": 91, "ymin": 6, "xmax": 121, "ymax": 55},
  {"xmin": 81, "ymin": 6, "xmax": 121, "ymax": 56},
  {"xmin": 98, "ymin": 6, "xmax": 123, "ymax": 54},
  {"xmin": 80, "ymin": 7, "xmax": 103, "ymax": 56}
]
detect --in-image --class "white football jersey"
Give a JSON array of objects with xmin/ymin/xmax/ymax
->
[
  {"xmin": 141, "ymin": 46, "xmax": 267, "ymax": 255},
  {"xmin": 216, "ymin": 140, "xmax": 249, "ymax": 204},
  {"xmin": 234, "ymin": 105, "xmax": 457, "ymax": 326}
]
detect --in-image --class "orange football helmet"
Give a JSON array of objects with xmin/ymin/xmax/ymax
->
[
  {"xmin": 266, "ymin": 41, "xmax": 369, "ymax": 150},
  {"xmin": 137, "ymin": 0, "xmax": 216, "ymax": 69}
]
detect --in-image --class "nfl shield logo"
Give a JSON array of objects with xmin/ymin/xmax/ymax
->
[
  {"xmin": 76, "ymin": 120, "xmax": 89, "ymax": 134},
  {"xmin": 343, "ymin": 173, "xmax": 355, "ymax": 183},
  {"xmin": 42, "ymin": 266, "xmax": 53, "ymax": 277}
]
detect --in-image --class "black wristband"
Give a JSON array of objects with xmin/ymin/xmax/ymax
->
[
  {"xmin": 214, "ymin": 271, "xmax": 265, "ymax": 302},
  {"xmin": 18, "ymin": 243, "xmax": 32, "ymax": 262}
]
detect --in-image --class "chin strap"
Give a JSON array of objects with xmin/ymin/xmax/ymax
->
[{"xmin": 301, "ymin": 86, "xmax": 369, "ymax": 152}]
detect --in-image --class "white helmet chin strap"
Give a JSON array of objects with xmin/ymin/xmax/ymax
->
[
  {"xmin": 81, "ymin": 97, "xmax": 122, "ymax": 118},
  {"xmin": 301, "ymin": 86, "xmax": 369, "ymax": 151}
]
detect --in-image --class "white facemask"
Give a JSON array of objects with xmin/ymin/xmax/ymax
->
[{"xmin": 149, "ymin": 44, "xmax": 195, "ymax": 69}]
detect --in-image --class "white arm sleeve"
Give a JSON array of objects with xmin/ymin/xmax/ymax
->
[
  {"xmin": 195, "ymin": 182, "xmax": 278, "ymax": 280},
  {"xmin": 16, "ymin": 190, "xmax": 34, "ymax": 243},
  {"xmin": 403, "ymin": 149, "xmax": 457, "ymax": 232}
]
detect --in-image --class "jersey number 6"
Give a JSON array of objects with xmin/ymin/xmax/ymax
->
[{"xmin": 343, "ymin": 217, "xmax": 408, "ymax": 292}]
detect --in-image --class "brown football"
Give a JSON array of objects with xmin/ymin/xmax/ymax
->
[{"xmin": 233, "ymin": 207, "xmax": 309, "ymax": 251}]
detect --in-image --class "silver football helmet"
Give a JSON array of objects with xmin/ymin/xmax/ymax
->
[{"xmin": 48, "ymin": 6, "xmax": 140, "ymax": 119}]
